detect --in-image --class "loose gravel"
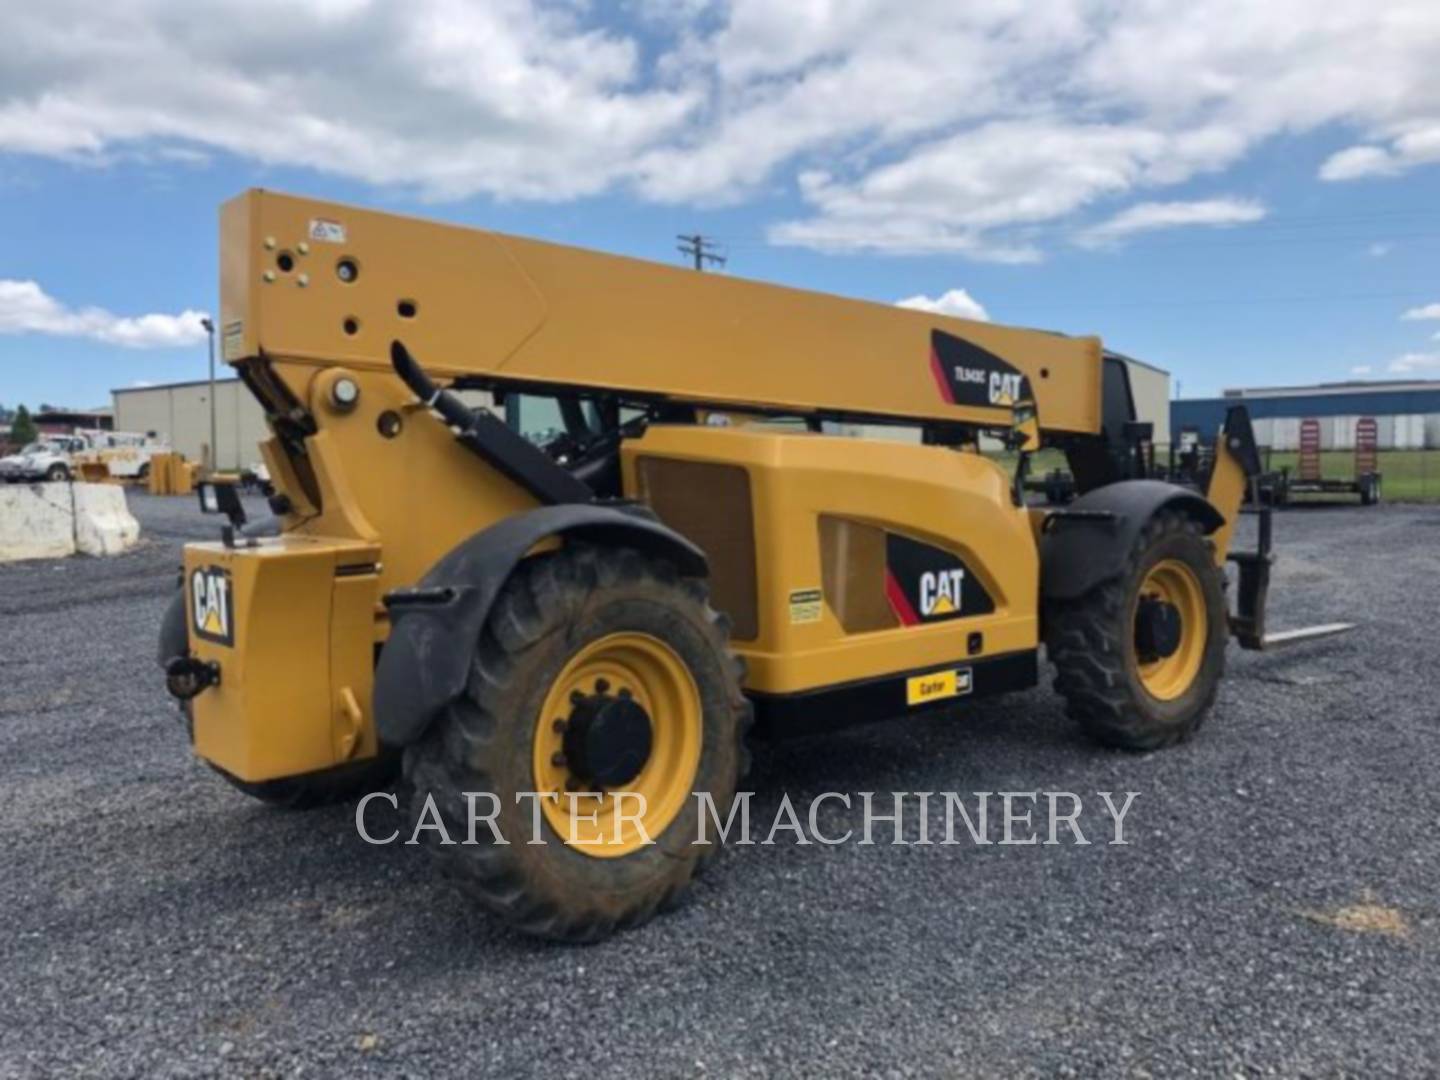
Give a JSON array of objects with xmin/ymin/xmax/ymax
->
[{"xmin": 1, "ymin": 492, "xmax": 1438, "ymax": 1077}]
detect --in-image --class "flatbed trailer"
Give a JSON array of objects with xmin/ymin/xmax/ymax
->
[{"xmin": 1269, "ymin": 417, "xmax": 1382, "ymax": 506}]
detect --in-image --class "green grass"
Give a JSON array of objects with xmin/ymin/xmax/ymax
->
[
  {"xmin": 982, "ymin": 447, "xmax": 1440, "ymax": 502},
  {"xmin": 1258, "ymin": 449, "xmax": 1440, "ymax": 502}
]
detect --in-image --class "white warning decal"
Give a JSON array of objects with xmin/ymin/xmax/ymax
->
[{"xmin": 308, "ymin": 218, "xmax": 347, "ymax": 244}]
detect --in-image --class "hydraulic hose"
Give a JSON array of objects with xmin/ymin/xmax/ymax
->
[
  {"xmin": 388, "ymin": 338, "xmax": 592, "ymax": 505},
  {"xmin": 390, "ymin": 340, "xmax": 474, "ymax": 430}
]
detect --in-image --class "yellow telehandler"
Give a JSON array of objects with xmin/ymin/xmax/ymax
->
[{"xmin": 160, "ymin": 190, "xmax": 1347, "ymax": 940}]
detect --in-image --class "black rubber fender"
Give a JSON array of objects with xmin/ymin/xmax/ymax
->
[
  {"xmin": 158, "ymin": 589, "xmax": 188, "ymax": 667},
  {"xmin": 1040, "ymin": 479, "xmax": 1224, "ymax": 602},
  {"xmin": 373, "ymin": 503, "xmax": 707, "ymax": 748}
]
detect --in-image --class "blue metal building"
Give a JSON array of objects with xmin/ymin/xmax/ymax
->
[{"xmin": 1171, "ymin": 380, "xmax": 1440, "ymax": 450}]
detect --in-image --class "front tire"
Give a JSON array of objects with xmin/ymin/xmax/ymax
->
[
  {"xmin": 402, "ymin": 543, "xmax": 751, "ymax": 942},
  {"xmin": 45, "ymin": 463, "xmax": 69, "ymax": 482},
  {"xmin": 1045, "ymin": 511, "xmax": 1227, "ymax": 751}
]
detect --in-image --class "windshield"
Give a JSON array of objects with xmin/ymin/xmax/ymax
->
[{"xmin": 19, "ymin": 442, "xmax": 54, "ymax": 455}]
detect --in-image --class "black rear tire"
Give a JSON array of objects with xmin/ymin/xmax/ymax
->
[
  {"xmin": 402, "ymin": 543, "xmax": 752, "ymax": 942},
  {"xmin": 1044, "ymin": 511, "xmax": 1228, "ymax": 751}
]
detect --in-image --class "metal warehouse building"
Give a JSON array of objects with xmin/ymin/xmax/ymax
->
[
  {"xmin": 1113, "ymin": 354, "xmax": 1171, "ymax": 447},
  {"xmin": 112, "ymin": 379, "xmax": 268, "ymax": 471},
  {"xmin": 1171, "ymin": 380, "xmax": 1440, "ymax": 450}
]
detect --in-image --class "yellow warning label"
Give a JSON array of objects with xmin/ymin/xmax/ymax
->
[
  {"xmin": 788, "ymin": 588, "xmax": 823, "ymax": 625},
  {"xmin": 905, "ymin": 667, "xmax": 973, "ymax": 706}
]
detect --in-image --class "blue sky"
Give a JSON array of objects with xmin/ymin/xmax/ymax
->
[{"xmin": 2, "ymin": 0, "xmax": 1439, "ymax": 410}]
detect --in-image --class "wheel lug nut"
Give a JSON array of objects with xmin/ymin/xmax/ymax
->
[
  {"xmin": 570, "ymin": 690, "xmax": 585, "ymax": 705},
  {"xmin": 551, "ymin": 752, "xmax": 567, "ymax": 767},
  {"xmin": 617, "ymin": 688, "xmax": 632, "ymax": 700},
  {"xmin": 552, "ymin": 718, "xmax": 568, "ymax": 733},
  {"xmin": 595, "ymin": 677, "xmax": 610, "ymax": 693}
]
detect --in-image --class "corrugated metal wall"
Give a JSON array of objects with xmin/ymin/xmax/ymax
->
[
  {"xmin": 112, "ymin": 380, "xmax": 269, "ymax": 471},
  {"xmin": 1124, "ymin": 361, "xmax": 1170, "ymax": 446},
  {"xmin": 1174, "ymin": 390, "xmax": 1440, "ymax": 449}
]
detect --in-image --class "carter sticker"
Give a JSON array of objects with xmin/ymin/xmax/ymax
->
[{"xmin": 905, "ymin": 667, "xmax": 973, "ymax": 707}]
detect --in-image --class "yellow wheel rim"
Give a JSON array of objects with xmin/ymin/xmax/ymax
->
[
  {"xmin": 533, "ymin": 632, "xmax": 702, "ymax": 858},
  {"xmin": 1133, "ymin": 559, "xmax": 1208, "ymax": 701}
]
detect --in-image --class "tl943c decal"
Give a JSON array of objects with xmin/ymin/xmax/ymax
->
[{"xmin": 929, "ymin": 329, "xmax": 1032, "ymax": 409}]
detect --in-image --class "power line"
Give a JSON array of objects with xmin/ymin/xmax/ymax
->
[
  {"xmin": 1038, "ymin": 288, "xmax": 1436, "ymax": 311},
  {"xmin": 677, "ymin": 234, "xmax": 726, "ymax": 271}
]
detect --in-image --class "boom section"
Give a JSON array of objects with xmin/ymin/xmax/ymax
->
[{"xmin": 220, "ymin": 190, "xmax": 1105, "ymax": 434}]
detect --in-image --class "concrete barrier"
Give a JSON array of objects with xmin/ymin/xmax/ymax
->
[
  {"xmin": 0, "ymin": 484, "xmax": 75, "ymax": 560},
  {"xmin": 0, "ymin": 483, "xmax": 141, "ymax": 562},
  {"xmin": 73, "ymin": 484, "xmax": 142, "ymax": 556}
]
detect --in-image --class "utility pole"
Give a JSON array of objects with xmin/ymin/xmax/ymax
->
[
  {"xmin": 200, "ymin": 316, "xmax": 216, "ymax": 474},
  {"xmin": 676, "ymin": 234, "xmax": 726, "ymax": 272}
]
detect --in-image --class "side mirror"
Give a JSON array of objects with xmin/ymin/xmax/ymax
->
[{"xmin": 1010, "ymin": 399, "xmax": 1041, "ymax": 453}]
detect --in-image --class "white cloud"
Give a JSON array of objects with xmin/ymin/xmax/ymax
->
[
  {"xmin": 1350, "ymin": 365, "xmax": 1374, "ymax": 375},
  {"xmin": 0, "ymin": 280, "xmax": 207, "ymax": 348},
  {"xmin": 1368, "ymin": 242, "xmax": 1394, "ymax": 257},
  {"xmin": 1388, "ymin": 353, "xmax": 1440, "ymax": 374},
  {"xmin": 1401, "ymin": 303, "xmax": 1440, "ymax": 321},
  {"xmin": 769, "ymin": 122, "xmax": 1171, "ymax": 258},
  {"xmin": 1075, "ymin": 197, "xmax": 1266, "ymax": 248},
  {"xmin": 726, "ymin": 0, "xmax": 1440, "ymax": 254},
  {"xmin": 2, "ymin": 1, "xmax": 1440, "ymax": 254},
  {"xmin": 0, "ymin": 0, "xmax": 698, "ymax": 201},
  {"xmin": 896, "ymin": 289, "xmax": 990, "ymax": 322},
  {"xmin": 1319, "ymin": 146, "xmax": 1401, "ymax": 181},
  {"xmin": 1322, "ymin": 123, "xmax": 1440, "ymax": 182}
]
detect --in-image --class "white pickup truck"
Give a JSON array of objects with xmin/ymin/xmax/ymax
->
[
  {"xmin": 0, "ymin": 437, "xmax": 86, "ymax": 482},
  {"xmin": 0, "ymin": 431, "xmax": 170, "ymax": 483}
]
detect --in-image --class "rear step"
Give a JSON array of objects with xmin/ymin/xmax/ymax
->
[{"xmin": 1226, "ymin": 495, "xmax": 1356, "ymax": 651}]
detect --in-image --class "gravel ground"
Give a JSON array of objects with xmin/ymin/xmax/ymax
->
[{"xmin": 2, "ymin": 492, "xmax": 1438, "ymax": 1078}]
